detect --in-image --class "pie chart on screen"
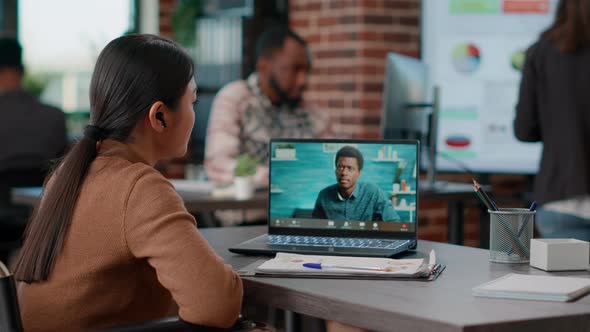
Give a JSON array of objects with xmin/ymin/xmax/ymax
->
[{"xmin": 452, "ymin": 43, "xmax": 481, "ymax": 74}]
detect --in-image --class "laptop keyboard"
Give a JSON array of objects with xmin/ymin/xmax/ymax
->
[{"xmin": 267, "ymin": 235, "xmax": 408, "ymax": 250}]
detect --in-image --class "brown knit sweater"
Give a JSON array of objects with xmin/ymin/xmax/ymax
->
[{"xmin": 17, "ymin": 140, "xmax": 243, "ymax": 331}]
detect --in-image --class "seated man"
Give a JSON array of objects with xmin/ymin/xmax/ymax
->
[
  {"xmin": 312, "ymin": 146, "xmax": 400, "ymax": 222},
  {"xmin": 0, "ymin": 37, "xmax": 68, "ymax": 262},
  {"xmin": 0, "ymin": 37, "xmax": 68, "ymax": 170},
  {"xmin": 205, "ymin": 26, "xmax": 333, "ymax": 225}
]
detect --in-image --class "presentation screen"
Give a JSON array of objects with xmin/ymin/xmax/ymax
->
[{"xmin": 422, "ymin": 0, "xmax": 557, "ymax": 173}]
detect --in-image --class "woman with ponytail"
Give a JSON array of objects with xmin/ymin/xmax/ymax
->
[{"xmin": 14, "ymin": 34, "xmax": 242, "ymax": 331}]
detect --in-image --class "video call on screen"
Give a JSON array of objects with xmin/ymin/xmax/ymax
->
[{"xmin": 269, "ymin": 142, "xmax": 417, "ymax": 232}]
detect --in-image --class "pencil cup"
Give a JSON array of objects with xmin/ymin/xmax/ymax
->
[{"xmin": 489, "ymin": 208, "xmax": 535, "ymax": 263}]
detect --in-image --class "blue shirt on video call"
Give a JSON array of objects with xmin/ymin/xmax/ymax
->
[
  {"xmin": 312, "ymin": 182, "xmax": 400, "ymax": 221},
  {"xmin": 312, "ymin": 145, "xmax": 400, "ymax": 222}
]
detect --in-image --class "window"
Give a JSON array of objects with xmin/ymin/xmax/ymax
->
[{"xmin": 18, "ymin": 0, "xmax": 134, "ymax": 113}]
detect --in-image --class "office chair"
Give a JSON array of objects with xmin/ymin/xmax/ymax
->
[
  {"xmin": 0, "ymin": 260, "xmax": 23, "ymax": 332},
  {"xmin": 0, "ymin": 259, "xmax": 264, "ymax": 332},
  {"xmin": 0, "ymin": 167, "xmax": 46, "ymax": 262}
]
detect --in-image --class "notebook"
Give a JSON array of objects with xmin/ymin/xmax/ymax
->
[
  {"xmin": 472, "ymin": 273, "xmax": 590, "ymax": 302},
  {"xmin": 247, "ymin": 250, "xmax": 441, "ymax": 280},
  {"xmin": 229, "ymin": 139, "xmax": 420, "ymax": 258}
]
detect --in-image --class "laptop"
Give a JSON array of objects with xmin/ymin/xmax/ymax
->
[{"xmin": 229, "ymin": 139, "xmax": 419, "ymax": 257}]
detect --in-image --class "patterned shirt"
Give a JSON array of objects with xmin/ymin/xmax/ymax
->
[
  {"xmin": 205, "ymin": 73, "xmax": 333, "ymax": 188},
  {"xmin": 312, "ymin": 183, "xmax": 400, "ymax": 222}
]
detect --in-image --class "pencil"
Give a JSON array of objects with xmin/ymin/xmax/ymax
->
[
  {"xmin": 474, "ymin": 189, "xmax": 493, "ymax": 211},
  {"xmin": 472, "ymin": 179, "xmax": 499, "ymax": 211}
]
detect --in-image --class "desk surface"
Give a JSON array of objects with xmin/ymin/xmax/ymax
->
[
  {"xmin": 11, "ymin": 186, "xmax": 267, "ymax": 213},
  {"xmin": 201, "ymin": 226, "xmax": 590, "ymax": 332}
]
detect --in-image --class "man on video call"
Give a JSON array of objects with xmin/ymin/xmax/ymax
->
[{"xmin": 312, "ymin": 146, "xmax": 400, "ymax": 222}]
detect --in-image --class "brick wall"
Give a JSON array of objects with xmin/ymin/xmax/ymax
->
[{"xmin": 290, "ymin": 0, "xmax": 420, "ymax": 139}]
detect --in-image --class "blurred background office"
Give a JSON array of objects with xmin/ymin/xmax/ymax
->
[{"xmin": 0, "ymin": 0, "xmax": 563, "ymax": 252}]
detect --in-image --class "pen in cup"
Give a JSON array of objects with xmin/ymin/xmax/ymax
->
[
  {"xmin": 473, "ymin": 179, "xmax": 529, "ymax": 257},
  {"xmin": 516, "ymin": 201, "xmax": 537, "ymax": 238},
  {"xmin": 529, "ymin": 201, "xmax": 537, "ymax": 211},
  {"xmin": 472, "ymin": 179, "xmax": 498, "ymax": 211}
]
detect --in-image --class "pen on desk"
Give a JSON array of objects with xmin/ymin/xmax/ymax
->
[
  {"xmin": 303, "ymin": 263, "xmax": 387, "ymax": 272},
  {"xmin": 472, "ymin": 179, "xmax": 499, "ymax": 211}
]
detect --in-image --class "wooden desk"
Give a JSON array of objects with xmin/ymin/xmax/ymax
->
[
  {"xmin": 201, "ymin": 226, "xmax": 590, "ymax": 332},
  {"xmin": 11, "ymin": 187, "xmax": 268, "ymax": 214}
]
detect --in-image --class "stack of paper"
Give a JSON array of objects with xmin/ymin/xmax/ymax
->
[
  {"xmin": 254, "ymin": 251, "xmax": 438, "ymax": 279},
  {"xmin": 473, "ymin": 273, "xmax": 590, "ymax": 302}
]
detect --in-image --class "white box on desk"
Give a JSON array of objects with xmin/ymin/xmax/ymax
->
[{"xmin": 530, "ymin": 239, "xmax": 589, "ymax": 271}]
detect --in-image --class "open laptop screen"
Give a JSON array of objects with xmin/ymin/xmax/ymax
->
[{"xmin": 269, "ymin": 139, "xmax": 419, "ymax": 235}]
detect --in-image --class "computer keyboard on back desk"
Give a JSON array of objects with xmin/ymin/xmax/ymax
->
[{"xmin": 267, "ymin": 235, "xmax": 407, "ymax": 249}]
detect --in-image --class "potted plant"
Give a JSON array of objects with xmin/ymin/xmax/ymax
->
[
  {"xmin": 22, "ymin": 72, "xmax": 49, "ymax": 97},
  {"xmin": 234, "ymin": 154, "xmax": 258, "ymax": 200},
  {"xmin": 171, "ymin": 0, "xmax": 204, "ymax": 47},
  {"xmin": 275, "ymin": 144, "xmax": 296, "ymax": 160}
]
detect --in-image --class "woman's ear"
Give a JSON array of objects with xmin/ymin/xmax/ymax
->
[{"xmin": 147, "ymin": 101, "xmax": 167, "ymax": 133}]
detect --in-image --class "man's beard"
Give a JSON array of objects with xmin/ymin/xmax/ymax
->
[{"xmin": 269, "ymin": 75, "xmax": 302, "ymax": 109}]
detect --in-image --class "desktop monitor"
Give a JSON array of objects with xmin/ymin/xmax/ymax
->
[
  {"xmin": 381, "ymin": 52, "xmax": 431, "ymax": 141},
  {"xmin": 381, "ymin": 52, "xmax": 439, "ymax": 183}
]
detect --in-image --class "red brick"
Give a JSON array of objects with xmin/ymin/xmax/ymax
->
[
  {"xmin": 305, "ymin": 34, "xmax": 322, "ymax": 43},
  {"xmin": 330, "ymin": 0, "xmax": 359, "ymax": 8},
  {"xmin": 360, "ymin": 65, "xmax": 383, "ymax": 75},
  {"xmin": 350, "ymin": 125, "xmax": 381, "ymax": 139},
  {"xmin": 384, "ymin": 0, "xmax": 420, "ymax": 9},
  {"xmin": 339, "ymin": 15, "xmax": 361, "ymax": 24},
  {"xmin": 311, "ymin": 83, "xmax": 338, "ymax": 91},
  {"xmin": 291, "ymin": 18, "xmax": 311, "ymax": 29},
  {"xmin": 292, "ymin": 2, "xmax": 322, "ymax": 11},
  {"xmin": 327, "ymin": 32, "xmax": 358, "ymax": 42},
  {"xmin": 384, "ymin": 32, "xmax": 412, "ymax": 42},
  {"xmin": 318, "ymin": 16, "xmax": 338, "ymax": 27},
  {"xmin": 321, "ymin": 66, "xmax": 358, "ymax": 75},
  {"xmin": 362, "ymin": 131, "xmax": 381, "ymax": 139},
  {"xmin": 360, "ymin": 0, "xmax": 381, "ymax": 8},
  {"xmin": 339, "ymin": 82, "xmax": 357, "ymax": 91},
  {"xmin": 315, "ymin": 49, "xmax": 357, "ymax": 59},
  {"xmin": 395, "ymin": 49, "xmax": 420, "ymax": 58},
  {"xmin": 361, "ymin": 48, "xmax": 390, "ymax": 59},
  {"xmin": 353, "ymin": 99, "xmax": 382, "ymax": 109},
  {"xmin": 341, "ymin": 115, "xmax": 381, "ymax": 125},
  {"xmin": 328, "ymin": 99, "xmax": 346, "ymax": 108},
  {"xmin": 400, "ymin": 16, "xmax": 419, "ymax": 26},
  {"xmin": 363, "ymin": 14, "xmax": 394, "ymax": 25},
  {"xmin": 358, "ymin": 31, "xmax": 381, "ymax": 41}
]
